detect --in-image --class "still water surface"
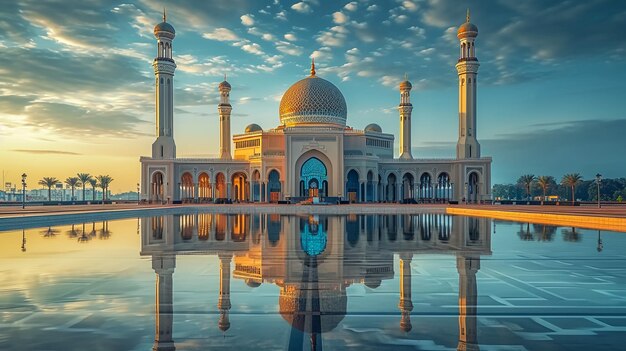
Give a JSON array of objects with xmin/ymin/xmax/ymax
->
[{"xmin": 1, "ymin": 212, "xmax": 625, "ymax": 350}]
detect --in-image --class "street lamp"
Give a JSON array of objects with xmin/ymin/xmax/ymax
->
[
  {"xmin": 595, "ymin": 173, "xmax": 602, "ymax": 209},
  {"xmin": 21, "ymin": 173, "xmax": 27, "ymax": 209},
  {"xmin": 137, "ymin": 183, "xmax": 140, "ymax": 205}
]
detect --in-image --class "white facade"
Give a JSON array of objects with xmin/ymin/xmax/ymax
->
[{"xmin": 140, "ymin": 14, "xmax": 492, "ymax": 204}]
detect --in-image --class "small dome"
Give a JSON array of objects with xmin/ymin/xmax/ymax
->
[
  {"xmin": 154, "ymin": 21, "xmax": 175, "ymax": 37},
  {"xmin": 279, "ymin": 74, "xmax": 347, "ymax": 127},
  {"xmin": 364, "ymin": 123, "xmax": 382, "ymax": 133},
  {"xmin": 244, "ymin": 123, "xmax": 262, "ymax": 133},
  {"xmin": 245, "ymin": 279, "xmax": 262, "ymax": 288},
  {"xmin": 399, "ymin": 80, "xmax": 412, "ymax": 90},
  {"xmin": 219, "ymin": 80, "xmax": 231, "ymax": 91}
]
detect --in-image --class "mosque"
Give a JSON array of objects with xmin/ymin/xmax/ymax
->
[{"xmin": 139, "ymin": 12, "xmax": 492, "ymax": 204}]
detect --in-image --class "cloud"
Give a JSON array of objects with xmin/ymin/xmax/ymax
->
[
  {"xmin": 284, "ymin": 33, "xmax": 297, "ymax": 41},
  {"xmin": 240, "ymin": 42, "xmax": 264, "ymax": 56},
  {"xmin": 291, "ymin": 2, "xmax": 312, "ymax": 14},
  {"xmin": 240, "ymin": 14, "xmax": 255, "ymax": 26},
  {"xmin": 11, "ymin": 149, "xmax": 82, "ymax": 155},
  {"xmin": 23, "ymin": 102, "xmax": 149, "ymax": 138},
  {"xmin": 202, "ymin": 27, "xmax": 240, "ymax": 41},
  {"xmin": 333, "ymin": 12, "xmax": 349, "ymax": 24},
  {"xmin": 344, "ymin": 2, "xmax": 358, "ymax": 12}
]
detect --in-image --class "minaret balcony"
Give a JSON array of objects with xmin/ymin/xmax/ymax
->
[
  {"xmin": 457, "ymin": 57, "xmax": 478, "ymax": 63},
  {"xmin": 154, "ymin": 57, "xmax": 175, "ymax": 63}
]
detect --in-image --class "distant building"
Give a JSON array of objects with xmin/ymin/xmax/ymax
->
[{"xmin": 140, "ymin": 11, "xmax": 491, "ymax": 203}]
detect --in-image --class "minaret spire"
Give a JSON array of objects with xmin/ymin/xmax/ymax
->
[
  {"xmin": 163, "ymin": 8, "xmax": 166, "ymax": 22},
  {"xmin": 310, "ymin": 58, "xmax": 316, "ymax": 76},
  {"xmin": 466, "ymin": 8, "xmax": 470, "ymax": 22}
]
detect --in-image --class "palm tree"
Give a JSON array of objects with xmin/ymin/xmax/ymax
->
[
  {"xmin": 536, "ymin": 175, "xmax": 555, "ymax": 205},
  {"xmin": 517, "ymin": 174, "xmax": 536, "ymax": 201},
  {"xmin": 96, "ymin": 175, "xmax": 114, "ymax": 201},
  {"xmin": 561, "ymin": 173, "xmax": 583, "ymax": 205},
  {"xmin": 65, "ymin": 177, "xmax": 81, "ymax": 201},
  {"xmin": 38, "ymin": 177, "xmax": 60, "ymax": 201},
  {"xmin": 88, "ymin": 179, "xmax": 98, "ymax": 201},
  {"xmin": 77, "ymin": 173, "xmax": 92, "ymax": 201}
]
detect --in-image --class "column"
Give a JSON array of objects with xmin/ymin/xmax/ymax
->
[
  {"xmin": 226, "ymin": 182, "xmax": 232, "ymax": 201},
  {"xmin": 218, "ymin": 253, "xmax": 233, "ymax": 333},
  {"xmin": 152, "ymin": 254, "xmax": 176, "ymax": 351},
  {"xmin": 280, "ymin": 181, "xmax": 285, "ymax": 201},
  {"xmin": 398, "ymin": 253, "xmax": 413, "ymax": 332},
  {"xmin": 457, "ymin": 254, "xmax": 480, "ymax": 351},
  {"xmin": 211, "ymin": 183, "xmax": 216, "ymax": 200},
  {"xmin": 261, "ymin": 182, "xmax": 266, "ymax": 202}
]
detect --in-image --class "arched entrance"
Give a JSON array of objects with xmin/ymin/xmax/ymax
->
[
  {"xmin": 231, "ymin": 172, "xmax": 248, "ymax": 202},
  {"xmin": 437, "ymin": 173, "xmax": 451, "ymax": 202},
  {"xmin": 268, "ymin": 170, "xmax": 281, "ymax": 203},
  {"xmin": 402, "ymin": 173, "xmax": 414, "ymax": 202},
  {"xmin": 215, "ymin": 173, "xmax": 226, "ymax": 199},
  {"xmin": 180, "ymin": 172, "xmax": 194, "ymax": 203},
  {"xmin": 419, "ymin": 173, "xmax": 432, "ymax": 202},
  {"xmin": 198, "ymin": 172, "xmax": 211, "ymax": 202},
  {"xmin": 346, "ymin": 169, "xmax": 359, "ymax": 203},
  {"xmin": 151, "ymin": 171, "xmax": 164, "ymax": 203},
  {"xmin": 468, "ymin": 172, "xmax": 479, "ymax": 203},
  {"xmin": 300, "ymin": 157, "xmax": 328, "ymax": 198}
]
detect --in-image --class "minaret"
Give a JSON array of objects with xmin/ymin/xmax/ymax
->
[
  {"xmin": 398, "ymin": 253, "xmax": 413, "ymax": 332},
  {"xmin": 457, "ymin": 254, "xmax": 480, "ymax": 351},
  {"xmin": 217, "ymin": 253, "xmax": 233, "ymax": 332},
  {"xmin": 218, "ymin": 77, "xmax": 232, "ymax": 160},
  {"xmin": 398, "ymin": 77, "xmax": 413, "ymax": 160},
  {"xmin": 152, "ymin": 10, "xmax": 177, "ymax": 159},
  {"xmin": 152, "ymin": 254, "xmax": 176, "ymax": 351},
  {"xmin": 455, "ymin": 9, "xmax": 481, "ymax": 159}
]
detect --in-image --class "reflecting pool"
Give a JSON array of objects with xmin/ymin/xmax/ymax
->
[{"xmin": 1, "ymin": 212, "xmax": 625, "ymax": 350}]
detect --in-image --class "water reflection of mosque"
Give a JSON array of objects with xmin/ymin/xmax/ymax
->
[{"xmin": 141, "ymin": 213, "xmax": 491, "ymax": 351}]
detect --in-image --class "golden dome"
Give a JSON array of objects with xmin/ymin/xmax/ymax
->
[
  {"xmin": 399, "ymin": 80, "xmax": 412, "ymax": 90},
  {"xmin": 457, "ymin": 10, "xmax": 478, "ymax": 39},
  {"xmin": 279, "ymin": 65, "xmax": 347, "ymax": 127}
]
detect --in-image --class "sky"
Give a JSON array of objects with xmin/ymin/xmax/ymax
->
[{"xmin": 0, "ymin": 0, "xmax": 625, "ymax": 192}]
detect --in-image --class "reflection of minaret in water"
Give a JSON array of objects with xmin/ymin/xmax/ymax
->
[
  {"xmin": 457, "ymin": 254, "xmax": 480, "ymax": 351},
  {"xmin": 398, "ymin": 253, "xmax": 413, "ymax": 332},
  {"xmin": 152, "ymin": 254, "xmax": 176, "ymax": 351},
  {"xmin": 218, "ymin": 253, "xmax": 233, "ymax": 333}
]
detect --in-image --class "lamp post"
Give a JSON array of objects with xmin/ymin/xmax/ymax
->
[
  {"xmin": 21, "ymin": 173, "xmax": 27, "ymax": 209},
  {"xmin": 595, "ymin": 173, "xmax": 602, "ymax": 209},
  {"xmin": 137, "ymin": 183, "xmax": 140, "ymax": 205}
]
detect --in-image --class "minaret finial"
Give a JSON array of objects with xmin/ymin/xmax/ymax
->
[
  {"xmin": 163, "ymin": 7, "xmax": 166, "ymax": 22},
  {"xmin": 466, "ymin": 8, "xmax": 470, "ymax": 23},
  {"xmin": 404, "ymin": 73, "xmax": 408, "ymax": 81},
  {"xmin": 310, "ymin": 58, "xmax": 316, "ymax": 76},
  {"xmin": 224, "ymin": 73, "xmax": 227, "ymax": 81}
]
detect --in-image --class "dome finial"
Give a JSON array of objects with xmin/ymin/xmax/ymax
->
[
  {"xmin": 404, "ymin": 73, "xmax": 408, "ymax": 81},
  {"xmin": 310, "ymin": 58, "xmax": 316, "ymax": 76},
  {"xmin": 466, "ymin": 8, "xmax": 470, "ymax": 23},
  {"xmin": 163, "ymin": 7, "xmax": 166, "ymax": 22}
]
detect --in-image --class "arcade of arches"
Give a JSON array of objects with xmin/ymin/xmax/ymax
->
[{"xmin": 148, "ymin": 168, "xmax": 475, "ymax": 203}]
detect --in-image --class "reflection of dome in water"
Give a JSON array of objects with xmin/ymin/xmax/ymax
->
[
  {"xmin": 279, "ymin": 63, "xmax": 347, "ymax": 127},
  {"xmin": 279, "ymin": 286, "xmax": 347, "ymax": 333}
]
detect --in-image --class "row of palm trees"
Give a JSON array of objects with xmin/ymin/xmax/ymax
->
[
  {"xmin": 518, "ymin": 173, "xmax": 583, "ymax": 204},
  {"xmin": 38, "ymin": 174, "xmax": 114, "ymax": 202}
]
